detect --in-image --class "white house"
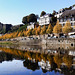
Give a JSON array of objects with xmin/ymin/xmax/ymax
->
[
  {"xmin": 72, "ymin": 6, "xmax": 75, "ymax": 10},
  {"xmin": 57, "ymin": 9, "xmax": 75, "ymax": 28},
  {"xmin": 39, "ymin": 14, "xmax": 52, "ymax": 26},
  {"xmin": 55, "ymin": 9, "xmax": 64, "ymax": 18},
  {"xmin": 27, "ymin": 23, "xmax": 35, "ymax": 29},
  {"xmin": 27, "ymin": 22, "xmax": 39, "ymax": 29},
  {"xmin": 40, "ymin": 59, "xmax": 51, "ymax": 71}
]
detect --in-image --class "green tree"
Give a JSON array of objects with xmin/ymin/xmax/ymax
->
[
  {"xmin": 51, "ymin": 16, "xmax": 57, "ymax": 27},
  {"xmin": 40, "ymin": 11, "xmax": 46, "ymax": 17},
  {"xmin": 18, "ymin": 24, "xmax": 27, "ymax": 32},
  {"xmin": 22, "ymin": 16, "xmax": 28, "ymax": 24},
  {"xmin": 27, "ymin": 14, "xmax": 37, "ymax": 23}
]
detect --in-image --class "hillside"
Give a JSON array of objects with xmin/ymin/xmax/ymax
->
[{"xmin": 0, "ymin": 22, "xmax": 25, "ymax": 34}]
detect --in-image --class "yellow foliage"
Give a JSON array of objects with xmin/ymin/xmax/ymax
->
[
  {"xmin": 62, "ymin": 20, "xmax": 73, "ymax": 34},
  {"xmin": 40, "ymin": 25, "xmax": 46, "ymax": 35},
  {"xmin": 46, "ymin": 24, "xmax": 53, "ymax": 34},
  {"xmin": 53, "ymin": 21, "xmax": 62, "ymax": 34}
]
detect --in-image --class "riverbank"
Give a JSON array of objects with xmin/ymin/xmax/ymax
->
[
  {"xmin": 0, "ymin": 38, "xmax": 75, "ymax": 50},
  {"xmin": 0, "ymin": 41, "xmax": 19, "ymax": 45}
]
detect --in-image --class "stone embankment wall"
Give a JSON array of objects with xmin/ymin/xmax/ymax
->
[
  {"xmin": 42, "ymin": 38, "xmax": 75, "ymax": 50},
  {"xmin": 19, "ymin": 38, "xmax": 75, "ymax": 50}
]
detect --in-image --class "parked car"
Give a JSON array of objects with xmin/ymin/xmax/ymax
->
[
  {"xmin": 30, "ymin": 37, "xmax": 34, "ymax": 40},
  {"xmin": 52, "ymin": 36, "xmax": 58, "ymax": 38},
  {"xmin": 47, "ymin": 37, "xmax": 51, "ymax": 39},
  {"xmin": 69, "ymin": 35, "xmax": 75, "ymax": 38},
  {"xmin": 60, "ymin": 36, "xmax": 65, "ymax": 38}
]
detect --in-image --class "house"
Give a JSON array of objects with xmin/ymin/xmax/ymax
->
[
  {"xmin": 55, "ymin": 9, "xmax": 65, "ymax": 18},
  {"xmin": 39, "ymin": 14, "xmax": 52, "ymax": 26},
  {"xmin": 57, "ymin": 9, "xmax": 75, "ymax": 28},
  {"xmin": 27, "ymin": 22, "xmax": 39, "ymax": 29},
  {"xmin": 72, "ymin": 6, "xmax": 75, "ymax": 10}
]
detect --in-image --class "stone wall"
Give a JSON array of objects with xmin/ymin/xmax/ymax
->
[{"xmin": 19, "ymin": 38, "xmax": 75, "ymax": 50}]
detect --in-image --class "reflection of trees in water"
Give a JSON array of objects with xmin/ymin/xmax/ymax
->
[
  {"xmin": 54, "ymin": 55, "xmax": 62, "ymax": 68},
  {"xmin": 61, "ymin": 68, "xmax": 75, "ymax": 75},
  {"xmin": 23, "ymin": 59, "xmax": 40, "ymax": 71},
  {"xmin": 0, "ymin": 47, "xmax": 74, "ymax": 74},
  {"xmin": 0, "ymin": 51, "xmax": 22, "ymax": 63},
  {"xmin": 0, "ymin": 52, "xmax": 13, "ymax": 63},
  {"xmin": 63, "ymin": 55, "xmax": 73, "ymax": 69},
  {"xmin": 42, "ymin": 69, "xmax": 47, "ymax": 73}
]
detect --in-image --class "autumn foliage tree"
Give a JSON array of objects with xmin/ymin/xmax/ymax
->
[
  {"xmin": 63, "ymin": 55, "xmax": 73, "ymax": 69},
  {"xmin": 32, "ymin": 27, "xmax": 37, "ymax": 35},
  {"xmin": 62, "ymin": 20, "xmax": 72, "ymax": 34},
  {"xmin": 26, "ymin": 29, "xmax": 32, "ymax": 36},
  {"xmin": 40, "ymin": 25, "xmax": 46, "ymax": 35},
  {"xmin": 54, "ymin": 54, "xmax": 62, "ymax": 68},
  {"xmin": 36, "ymin": 26, "xmax": 41, "ymax": 35},
  {"xmin": 53, "ymin": 21, "xmax": 62, "ymax": 34},
  {"xmin": 46, "ymin": 24, "xmax": 53, "ymax": 34}
]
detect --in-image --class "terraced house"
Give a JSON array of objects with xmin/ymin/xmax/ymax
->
[{"xmin": 56, "ymin": 6, "xmax": 75, "ymax": 28}]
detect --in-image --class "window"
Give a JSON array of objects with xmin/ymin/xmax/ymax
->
[
  {"xmin": 71, "ymin": 43, "xmax": 73, "ymax": 46},
  {"xmin": 72, "ymin": 18, "xmax": 74, "ymax": 21},
  {"xmin": 63, "ymin": 23, "xmax": 65, "ymax": 26},
  {"xmin": 71, "ymin": 23, "xmax": 73, "ymax": 26},
  {"xmin": 58, "ymin": 40, "xmax": 60, "ymax": 42},
  {"xmin": 74, "ymin": 22, "xmax": 75, "ymax": 25}
]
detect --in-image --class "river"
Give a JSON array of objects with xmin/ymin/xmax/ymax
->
[{"xmin": 0, "ymin": 44, "xmax": 75, "ymax": 75}]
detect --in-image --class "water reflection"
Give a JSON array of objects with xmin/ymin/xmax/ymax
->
[{"xmin": 0, "ymin": 45, "xmax": 75, "ymax": 75}]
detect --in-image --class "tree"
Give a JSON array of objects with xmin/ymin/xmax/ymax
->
[
  {"xmin": 40, "ymin": 11, "xmax": 46, "ymax": 17},
  {"xmin": 32, "ymin": 27, "xmax": 37, "ymax": 35},
  {"xmin": 62, "ymin": 20, "xmax": 73, "ymax": 34},
  {"xmin": 36, "ymin": 26, "xmax": 41, "ymax": 35},
  {"xmin": 40, "ymin": 25, "xmax": 46, "ymax": 35},
  {"xmin": 26, "ymin": 29, "xmax": 32, "ymax": 36},
  {"xmin": 46, "ymin": 24, "xmax": 53, "ymax": 34},
  {"xmin": 63, "ymin": 55, "xmax": 72, "ymax": 68},
  {"xmin": 53, "ymin": 21, "xmax": 62, "ymax": 34},
  {"xmin": 27, "ymin": 14, "xmax": 37, "ymax": 23},
  {"xmin": 18, "ymin": 24, "xmax": 27, "ymax": 32},
  {"xmin": 52, "ymin": 10, "xmax": 56, "ymax": 16},
  {"xmin": 54, "ymin": 55, "xmax": 62, "ymax": 68},
  {"xmin": 22, "ymin": 16, "xmax": 28, "ymax": 24},
  {"xmin": 50, "ymin": 16, "xmax": 57, "ymax": 27}
]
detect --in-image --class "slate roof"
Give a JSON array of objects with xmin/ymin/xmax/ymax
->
[{"xmin": 60, "ymin": 9, "xmax": 75, "ymax": 18}]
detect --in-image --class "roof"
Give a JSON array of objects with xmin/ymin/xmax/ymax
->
[
  {"xmin": 60, "ymin": 9, "xmax": 75, "ymax": 18},
  {"xmin": 40, "ymin": 14, "xmax": 53, "ymax": 18}
]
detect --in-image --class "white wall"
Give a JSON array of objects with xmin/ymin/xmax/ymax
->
[
  {"xmin": 27, "ymin": 24, "xmax": 34, "ymax": 29},
  {"xmin": 39, "ymin": 14, "xmax": 51, "ymax": 26}
]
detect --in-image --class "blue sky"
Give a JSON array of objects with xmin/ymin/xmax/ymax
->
[{"xmin": 0, "ymin": 0, "xmax": 75, "ymax": 25}]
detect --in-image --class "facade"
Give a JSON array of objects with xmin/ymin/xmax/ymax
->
[
  {"xmin": 57, "ymin": 9, "xmax": 75, "ymax": 28},
  {"xmin": 27, "ymin": 23, "xmax": 39, "ymax": 29},
  {"xmin": 55, "ymin": 9, "xmax": 65, "ymax": 18},
  {"xmin": 39, "ymin": 14, "xmax": 52, "ymax": 26},
  {"xmin": 27, "ymin": 23, "xmax": 35, "ymax": 29},
  {"xmin": 72, "ymin": 6, "xmax": 75, "ymax": 10}
]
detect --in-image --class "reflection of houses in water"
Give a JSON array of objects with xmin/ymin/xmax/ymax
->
[
  {"xmin": 40, "ymin": 59, "xmax": 51, "ymax": 71},
  {"xmin": 61, "ymin": 63, "xmax": 75, "ymax": 69},
  {"xmin": 69, "ymin": 51, "xmax": 75, "ymax": 56}
]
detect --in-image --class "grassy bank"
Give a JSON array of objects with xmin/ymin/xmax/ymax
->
[{"xmin": 0, "ymin": 41, "xmax": 16, "ymax": 45}]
